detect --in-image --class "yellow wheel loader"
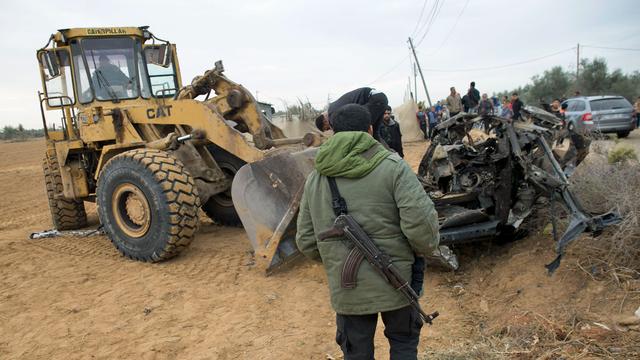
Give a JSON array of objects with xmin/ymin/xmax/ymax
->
[{"xmin": 36, "ymin": 26, "xmax": 312, "ymax": 262}]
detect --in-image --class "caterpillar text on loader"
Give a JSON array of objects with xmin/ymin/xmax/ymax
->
[{"xmin": 37, "ymin": 26, "xmax": 311, "ymax": 262}]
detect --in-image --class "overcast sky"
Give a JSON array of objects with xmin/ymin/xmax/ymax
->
[{"xmin": 1, "ymin": 0, "xmax": 639, "ymax": 129}]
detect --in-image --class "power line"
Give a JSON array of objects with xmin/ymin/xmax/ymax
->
[
  {"xmin": 371, "ymin": 0, "xmax": 437, "ymax": 87},
  {"xmin": 609, "ymin": 31, "xmax": 640, "ymax": 45},
  {"xmin": 582, "ymin": 45, "xmax": 640, "ymax": 52},
  {"xmin": 369, "ymin": 42, "xmax": 635, "ymax": 93},
  {"xmin": 422, "ymin": 47, "xmax": 576, "ymax": 72},
  {"xmin": 367, "ymin": 54, "xmax": 411, "ymax": 85},
  {"xmin": 415, "ymin": 0, "xmax": 444, "ymax": 47},
  {"xmin": 415, "ymin": 0, "xmax": 444, "ymax": 48},
  {"xmin": 410, "ymin": 0, "xmax": 430, "ymax": 38},
  {"xmin": 368, "ymin": 0, "xmax": 439, "ymax": 87},
  {"xmin": 429, "ymin": 0, "xmax": 470, "ymax": 56},
  {"xmin": 414, "ymin": 0, "xmax": 438, "ymax": 40}
]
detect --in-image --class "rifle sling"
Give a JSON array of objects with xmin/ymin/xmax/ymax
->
[
  {"xmin": 326, "ymin": 176, "xmax": 362, "ymax": 289},
  {"xmin": 327, "ymin": 177, "xmax": 348, "ymax": 217}
]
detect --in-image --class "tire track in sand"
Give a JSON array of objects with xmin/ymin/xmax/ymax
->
[
  {"xmin": 155, "ymin": 226, "xmax": 255, "ymax": 283},
  {"xmin": 27, "ymin": 234, "xmax": 123, "ymax": 260},
  {"xmin": 24, "ymin": 225, "xmax": 254, "ymax": 284}
]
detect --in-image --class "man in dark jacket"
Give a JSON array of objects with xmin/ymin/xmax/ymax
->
[
  {"xmin": 324, "ymin": 87, "xmax": 388, "ymax": 140},
  {"xmin": 462, "ymin": 94, "xmax": 470, "ymax": 113},
  {"xmin": 511, "ymin": 92, "xmax": 524, "ymax": 120},
  {"xmin": 467, "ymin": 81, "xmax": 480, "ymax": 113},
  {"xmin": 478, "ymin": 93, "xmax": 494, "ymax": 116},
  {"xmin": 379, "ymin": 106, "xmax": 404, "ymax": 157},
  {"xmin": 416, "ymin": 105, "xmax": 428, "ymax": 139},
  {"xmin": 296, "ymin": 104, "xmax": 439, "ymax": 360}
]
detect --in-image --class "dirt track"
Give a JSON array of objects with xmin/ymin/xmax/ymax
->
[{"xmin": 1, "ymin": 135, "xmax": 639, "ymax": 359}]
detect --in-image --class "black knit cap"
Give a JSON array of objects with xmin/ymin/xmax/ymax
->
[{"xmin": 330, "ymin": 104, "xmax": 372, "ymax": 133}]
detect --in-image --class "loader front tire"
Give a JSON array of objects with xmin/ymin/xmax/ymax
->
[
  {"xmin": 203, "ymin": 146, "xmax": 245, "ymax": 226},
  {"xmin": 96, "ymin": 149, "xmax": 200, "ymax": 262},
  {"xmin": 43, "ymin": 154, "xmax": 87, "ymax": 230}
]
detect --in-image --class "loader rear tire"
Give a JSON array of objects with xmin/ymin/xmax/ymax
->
[
  {"xmin": 203, "ymin": 146, "xmax": 245, "ymax": 226},
  {"xmin": 43, "ymin": 154, "xmax": 87, "ymax": 230},
  {"xmin": 96, "ymin": 149, "xmax": 200, "ymax": 262}
]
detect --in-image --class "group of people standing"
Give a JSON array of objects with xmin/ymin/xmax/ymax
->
[
  {"xmin": 316, "ymin": 83, "xmax": 529, "ymax": 155},
  {"xmin": 415, "ymin": 81, "xmax": 525, "ymax": 139}
]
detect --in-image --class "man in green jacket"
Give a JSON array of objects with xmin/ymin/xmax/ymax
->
[{"xmin": 296, "ymin": 104, "xmax": 440, "ymax": 359}]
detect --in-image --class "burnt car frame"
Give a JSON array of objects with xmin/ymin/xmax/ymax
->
[{"xmin": 418, "ymin": 108, "xmax": 621, "ymax": 273}]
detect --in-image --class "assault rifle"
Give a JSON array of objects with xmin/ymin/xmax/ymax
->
[{"xmin": 318, "ymin": 214, "xmax": 439, "ymax": 325}]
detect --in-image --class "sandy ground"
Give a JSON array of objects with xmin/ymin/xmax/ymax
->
[{"xmin": 1, "ymin": 132, "xmax": 640, "ymax": 359}]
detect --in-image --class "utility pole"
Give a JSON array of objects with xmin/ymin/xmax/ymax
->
[
  {"xmin": 408, "ymin": 37, "xmax": 432, "ymax": 107},
  {"xmin": 413, "ymin": 62, "xmax": 418, "ymax": 102}
]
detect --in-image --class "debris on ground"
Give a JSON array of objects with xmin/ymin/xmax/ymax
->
[{"xmin": 29, "ymin": 228, "xmax": 104, "ymax": 239}]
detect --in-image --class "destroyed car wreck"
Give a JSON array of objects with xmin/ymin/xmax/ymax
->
[
  {"xmin": 417, "ymin": 108, "xmax": 621, "ymax": 273},
  {"xmin": 232, "ymin": 107, "xmax": 621, "ymax": 274}
]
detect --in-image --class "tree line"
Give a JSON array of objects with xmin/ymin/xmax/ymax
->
[
  {"xmin": 274, "ymin": 99, "xmax": 322, "ymax": 122},
  {"xmin": 494, "ymin": 57, "xmax": 640, "ymax": 104},
  {"xmin": 0, "ymin": 125, "xmax": 45, "ymax": 140}
]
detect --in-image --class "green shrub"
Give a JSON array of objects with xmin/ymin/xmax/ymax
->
[{"xmin": 607, "ymin": 145, "xmax": 637, "ymax": 164}]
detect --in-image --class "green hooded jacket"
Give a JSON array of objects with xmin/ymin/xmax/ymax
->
[{"xmin": 296, "ymin": 131, "xmax": 440, "ymax": 315}]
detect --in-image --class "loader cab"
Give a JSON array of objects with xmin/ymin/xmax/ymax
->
[
  {"xmin": 69, "ymin": 36, "xmax": 180, "ymax": 102},
  {"xmin": 37, "ymin": 27, "xmax": 182, "ymax": 140}
]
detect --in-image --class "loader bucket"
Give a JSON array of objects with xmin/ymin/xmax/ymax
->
[{"xmin": 232, "ymin": 148, "xmax": 318, "ymax": 273}]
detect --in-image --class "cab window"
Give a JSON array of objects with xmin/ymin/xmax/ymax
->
[
  {"xmin": 71, "ymin": 42, "xmax": 92, "ymax": 103},
  {"xmin": 144, "ymin": 46, "xmax": 177, "ymax": 97},
  {"xmin": 71, "ymin": 37, "xmax": 140, "ymax": 102},
  {"xmin": 39, "ymin": 49, "xmax": 75, "ymax": 107}
]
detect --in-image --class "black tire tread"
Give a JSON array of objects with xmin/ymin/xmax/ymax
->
[
  {"xmin": 42, "ymin": 154, "xmax": 87, "ymax": 230},
  {"xmin": 617, "ymin": 131, "xmax": 630, "ymax": 139},
  {"xmin": 97, "ymin": 149, "xmax": 200, "ymax": 262},
  {"xmin": 202, "ymin": 145, "xmax": 245, "ymax": 226}
]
